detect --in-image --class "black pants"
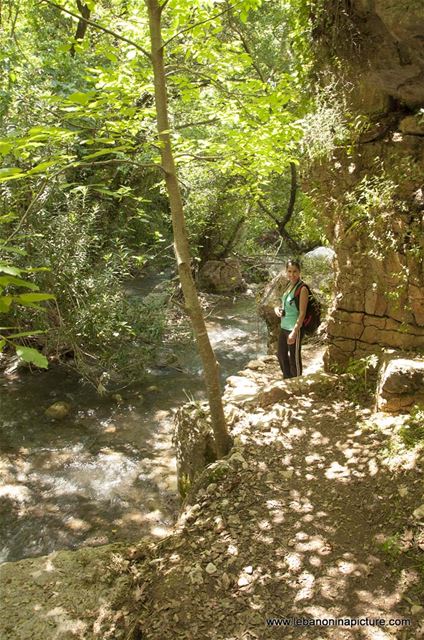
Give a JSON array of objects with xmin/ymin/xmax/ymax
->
[{"xmin": 277, "ymin": 329, "xmax": 304, "ymax": 378}]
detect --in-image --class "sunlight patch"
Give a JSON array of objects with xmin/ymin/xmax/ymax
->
[{"xmin": 325, "ymin": 461, "xmax": 350, "ymax": 480}]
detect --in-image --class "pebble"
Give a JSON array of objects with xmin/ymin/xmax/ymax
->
[
  {"xmin": 237, "ymin": 576, "xmax": 250, "ymax": 587},
  {"xmin": 205, "ymin": 563, "xmax": 217, "ymax": 574},
  {"xmin": 44, "ymin": 401, "xmax": 71, "ymax": 420}
]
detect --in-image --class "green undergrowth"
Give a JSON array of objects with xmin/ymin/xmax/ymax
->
[
  {"xmin": 332, "ymin": 354, "xmax": 379, "ymax": 405},
  {"xmin": 399, "ymin": 405, "xmax": 424, "ymax": 448}
]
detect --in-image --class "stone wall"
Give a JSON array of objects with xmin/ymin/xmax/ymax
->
[{"xmin": 310, "ymin": 0, "xmax": 424, "ymax": 367}]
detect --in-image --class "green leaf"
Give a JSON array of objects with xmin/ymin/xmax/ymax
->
[
  {"xmin": 15, "ymin": 293, "xmax": 55, "ymax": 304},
  {"xmin": 67, "ymin": 92, "xmax": 92, "ymax": 106},
  {"xmin": 15, "ymin": 346, "xmax": 48, "ymax": 369},
  {"xmin": 104, "ymin": 51, "xmax": 118, "ymax": 63},
  {"xmin": 0, "ymin": 168, "xmax": 24, "ymax": 182},
  {"xmin": 0, "ymin": 142, "xmax": 13, "ymax": 155},
  {"xmin": 0, "ymin": 245, "xmax": 27, "ymax": 256},
  {"xmin": 0, "ymin": 213, "xmax": 18, "ymax": 223},
  {"xmin": 0, "ymin": 296, "xmax": 13, "ymax": 312},
  {"xmin": 81, "ymin": 145, "xmax": 131, "ymax": 160},
  {"xmin": 3, "ymin": 330, "xmax": 46, "ymax": 339},
  {"xmin": 57, "ymin": 43, "xmax": 71, "ymax": 53},
  {"xmin": 0, "ymin": 276, "xmax": 38, "ymax": 290},
  {"xmin": 27, "ymin": 161, "xmax": 57, "ymax": 175},
  {"xmin": 0, "ymin": 339, "xmax": 5, "ymax": 351},
  {"xmin": 0, "ymin": 264, "xmax": 22, "ymax": 276}
]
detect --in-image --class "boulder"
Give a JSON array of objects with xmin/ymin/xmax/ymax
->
[
  {"xmin": 301, "ymin": 246, "xmax": 336, "ymax": 293},
  {"xmin": 197, "ymin": 259, "xmax": 246, "ymax": 294},
  {"xmin": 376, "ymin": 354, "xmax": 424, "ymax": 413},
  {"xmin": 399, "ymin": 115, "xmax": 424, "ymax": 136},
  {"xmin": 258, "ymin": 271, "xmax": 287, "ymax": 353},
  {"xmin": 44, "ymin": 401, "xmax": 72, "ymax": 420},
  {"xmin": 223, "ymin": 375, "xmax": 260, "ymax": 404},
  {"xmin": 258, "ymin": 372, "xmax": 339, "ymax": 408}
]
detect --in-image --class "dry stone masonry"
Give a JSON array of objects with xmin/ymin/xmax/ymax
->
[{"xmin": 310, "ymin": 0, "xmax": 424, "ymax": 367}]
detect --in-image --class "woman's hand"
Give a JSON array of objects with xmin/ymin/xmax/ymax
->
[
  {"xmin": 274, "ymin": 306, "xmax": 283, "ymax": 318},
  {"xmin": 287, "ymin": 329, "xmax": 297, "ymax": 345}
]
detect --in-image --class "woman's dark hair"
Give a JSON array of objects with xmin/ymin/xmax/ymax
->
[{"xmin": 286, "ymin": 259, "xmax": 301, "ymax": 270}]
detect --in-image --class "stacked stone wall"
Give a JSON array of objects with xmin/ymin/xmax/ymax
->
[{"xmin": 310, "ymin": 0, "xmax": 424, "ymax": 367}]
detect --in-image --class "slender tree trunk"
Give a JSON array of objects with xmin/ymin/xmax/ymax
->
[
  {"xmin": 283, "ymin": 162, "xmax": 297, "ymax": 228},
  {"xmin": 70, "ymin": 1, "xmax": 91, "ymax": 57},
  {"xmin": 145, "ymin": 0, "xmax": 231, "ymax": 458}
]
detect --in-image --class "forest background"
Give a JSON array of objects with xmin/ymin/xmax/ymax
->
[{"xmin": 0, "ymin": 0, "xmax": 348, "ymax": 389}]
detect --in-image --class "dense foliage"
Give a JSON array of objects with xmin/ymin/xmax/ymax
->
[{"xmin": 0, "ymin": 0, "xmax": 327, "ymax": 385}]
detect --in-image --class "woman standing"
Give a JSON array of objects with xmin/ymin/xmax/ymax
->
[{"xmin": 274, "ymin": 260, "xmax": 309, "ymax": 378}]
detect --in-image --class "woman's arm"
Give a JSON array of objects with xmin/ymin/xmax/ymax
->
[
  {"xmin": 294, "ymin": 286, "xmax": 308, "ymax": 330},
  {"xmin": 288, "ymin": 286, "xmax": 308, "ymax": 343}
]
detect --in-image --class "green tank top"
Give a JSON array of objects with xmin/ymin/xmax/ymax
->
[{"xmin": 281, "ymin": 283, "xmax": 300, "ymax": 331}]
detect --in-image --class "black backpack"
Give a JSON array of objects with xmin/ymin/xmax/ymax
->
[{"xmin": 293, "ymin": 281, "xmax": 322, "ymax": 335}]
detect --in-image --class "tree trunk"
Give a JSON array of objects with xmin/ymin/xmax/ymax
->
[
  {"xmin": 145, "ymin": 0, "xmax": 231, "ymax": 458},
  {"xmin": 282, "ymin": 162, "xmax": 297, "ymax": 228},
  {"xmin": 70, "ymin": 1, "xmax": 91, "ymax": 57}
]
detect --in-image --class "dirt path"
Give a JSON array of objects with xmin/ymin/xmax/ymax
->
[{"xmin": 134, "ymin": 347, "xmax": 423, "ymax": 640}]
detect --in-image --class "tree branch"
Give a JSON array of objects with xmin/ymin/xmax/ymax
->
[
  {"xmin": 40, "ymin": 0, "xmax": 151, "ymax": 59},
  {"xmin": 175, "ymin": 153, "xmax": 220, "ymax": 162},
  {"xmin": 70, "ymin": 0, "xmax": 91, "ymax": 57},
  {"xmin": 226, "ymin": 4, "xmax": 267, "ymax": 84},
  {"xmin": 162, "ymin": 0, "xmax": 242, "ymax": 48},
  {"xmin": 176, "ymin": 117, "xmax": 220, "ymax": 130},
  {"xmin": 217, "ymin": 215, "xmax": 246, "ymax": 259},
  {"xmin": 257, "ymin": 198, "xmax": 302, "ymax": 253},
  {"xmin": 281, "ymin": 161, "xmax": 297, "ymax": 226},
  {"xmin": 170, "ymin": 67, "xmax": 254, "ymax": 119},
  {"xmin": 76, "ymin": 158, "xmax": 164, "ymax": 172},
  {"xmin": 5, "ymin": 165, "xmax": 71, "ymax": 244},
  {"xmin": 257, "ymin": 199, "xmax": 280, "ymax": 226}
]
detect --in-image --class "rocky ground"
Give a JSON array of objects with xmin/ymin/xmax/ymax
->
[
  {"xmin": 1, "ymin": 344, "xmax": 423, "ymax": 640},
  {"xmin": 133, "ymin": 345, "xmax": 424, "ymax": 640}
]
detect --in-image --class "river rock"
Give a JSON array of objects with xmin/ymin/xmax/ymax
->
[
  {"xmin": 197, "ymin": 259, "xmax": 246, "ymax": 294},
  {"xmin": 44, "ymin": 401, "xmax": 72, "ymax": 420},
  {"xmin": 303, "ymin": 246, "xmax": 335, "ymax": 263},
  {"xmin": 224, "ymin": 375, "xmax": 260, "ymax": 404},
  {"xmin": 376, "ymin": 354, "xmax": 424, "ymax": 413},
  {"xmin": 146, "ymin": 385, "xmax": 160, "ymax": 393},
  {"xmin": 258, "ymin": 271, "xmax": 287, "ymax": 353},
  {"xmin": 156, "ymin": 348, "xmax": 179, "ymax": 368},
  {"xmin": 399, "ymin": 115, "xmax": 424, "ymax": 136}
]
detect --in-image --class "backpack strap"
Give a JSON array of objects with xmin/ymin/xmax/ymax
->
[
  {"xmin": 293, "ymin": 281, "xmax": 311, "ymax": 317},
  {"xmin": 294, "ymin": 280, "xmax": 308, "ymax": 298}
]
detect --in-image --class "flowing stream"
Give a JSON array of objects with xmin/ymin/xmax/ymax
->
[{"xmin": 0, "ymin": 285, "xmax": 267, "ymax": 564}]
